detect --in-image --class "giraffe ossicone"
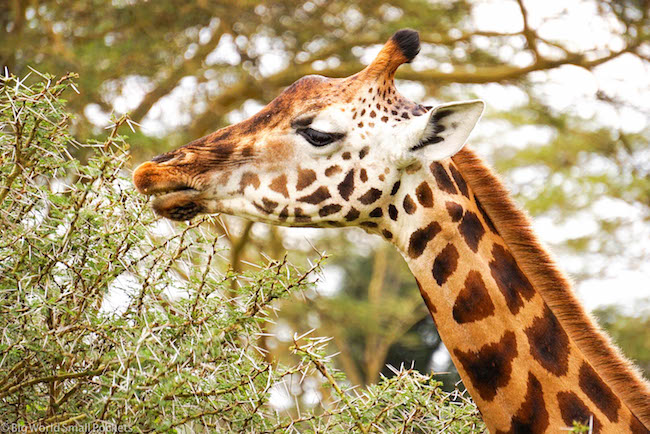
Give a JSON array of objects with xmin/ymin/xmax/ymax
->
[{"xmin": 134, "ymin": 30, "xmax": 650, "ymax": 433}]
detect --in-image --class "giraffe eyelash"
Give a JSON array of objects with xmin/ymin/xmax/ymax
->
[{"xmin": 297, "ymin": 127, "xmax": 345, "ymax": 147}]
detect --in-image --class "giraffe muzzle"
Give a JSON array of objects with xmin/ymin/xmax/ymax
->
[{"xmin": 133, "ymin": 161, "xmax": 204, "ymax": 221}]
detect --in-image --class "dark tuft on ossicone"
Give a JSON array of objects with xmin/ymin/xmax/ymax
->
[{"xmin": 391, "ymin": 29, "xmax": 420, "ymax": 63}]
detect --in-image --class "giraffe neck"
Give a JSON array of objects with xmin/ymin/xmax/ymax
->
[{"xmin": 382, "ymin": 151, "xmax": 650, "ymax": 433}]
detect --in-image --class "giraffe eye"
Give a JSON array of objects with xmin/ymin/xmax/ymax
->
[{"xmin": 297, "ymin": 127, "xmax": 344, "ymax": 147}]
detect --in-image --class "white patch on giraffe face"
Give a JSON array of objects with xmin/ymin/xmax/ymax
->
[{"xmin": 297, "ymin": 101, "xmax": 425, "ymax": 165}]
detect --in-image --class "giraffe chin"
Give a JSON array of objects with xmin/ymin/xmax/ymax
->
[{"xmin": 152, "ymin": 190, "xmax": 205, "ymax": 221}]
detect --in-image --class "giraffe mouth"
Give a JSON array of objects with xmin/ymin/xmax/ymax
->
[
  {"xmin": 148, "ymin": 185, "xmax": 198, "ymax": 197},
  {"xmin": 150, "ymin": 188, "xmax": 205, "ymax": 221}
]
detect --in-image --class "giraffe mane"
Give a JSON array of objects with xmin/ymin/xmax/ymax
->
[{"xmin": 452, "ymin": 147, "xmax": 650, "ymax": 426}]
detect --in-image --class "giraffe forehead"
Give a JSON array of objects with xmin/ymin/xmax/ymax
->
[{"xmin": 303, "ymin": 86, "xmax": 430, "ymax": 163}]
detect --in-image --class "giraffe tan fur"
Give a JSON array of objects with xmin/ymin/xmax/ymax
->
[{"xmin": 452, "ymin": 148, "xmax": 650, "ymax": 427}]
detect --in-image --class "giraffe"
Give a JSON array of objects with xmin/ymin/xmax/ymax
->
[{"xmin": 133, "ymin": 30, "xmax": 650, "ymax": 433}]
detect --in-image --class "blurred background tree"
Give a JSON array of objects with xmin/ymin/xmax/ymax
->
[{"xmin": 2, "ymin": 0, "xmax": 649, "ymax": 390}]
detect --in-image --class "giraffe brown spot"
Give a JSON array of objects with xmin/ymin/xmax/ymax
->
[
  {"xmin": 415, "ymin": 182, "xmax": 433, "ymax": 208},
  {"xmin": 489, "ymin": 244, "xmax": 535, "ymax": 315},
  {"xmin": 357, "ymin": 122, "xmax": 364, "ymax": 128},
  {"xmin": 408, "ymin": 222, "xmax": 442, "ymax": 259},
  {"xmin": 403, "ymin": 194, "xmax": 416, "ymax": 214},
  {"xmin": 239, "ymin": 172, "xmax": 261, "ymax": 193},
  {"xmin": 382, "ymin": 229, "xmax": 393, "ymax": 239},
  {"xmin": 390, "ymin": 181, "xmax": 401, "ymax": 195},
  {"xmin": 454, "ymin": 331, "xmax": 518, "ymax": 402},
  {"xmin": 359, "ymin": 188, "xmax": 382, "ymax": 205},
  {"xmin": 579, "ymin": 362, "xmax": 621, "ymax": 423},
  {"xmin": 430, "ymin": 163, "xmax": 458, "ymax": 194},
  {"xmin": 369, "ymin": 207, "xmax": 383, "ymax": 218},
  {"xmin": 557, "ymin": 391, "xmax": 602, "ymax": 433},
  {"xmin": 279, "ymin": 206, "xmax": 289, "ymax": 221},
  {"xmin": 270, "ymin": 174, "xmax": 289, "ymax": 198},
  {"xmin": 195, "ymin": 136, "xmax": 235, "ymax": 163},
  {"xmin": 361, "ymin": 221, "xmax": 378, "ymax": 228},
  {"xmin": 342, "ymin": 152, "xmax": 352, "ymax": 160},
  {"xmin": 401, "ymin": 112, "xmax": 410, "ymax": 119},
  {"xmin": 294, "ymin": 207, "xmax": 311, "ymax": 223},
  {"xmin": 411, "ymin": 105, "xmax": 426, "ymax": 116},
  {"xmin": 432, "ymin": 243, "xmax": 459, "ymax": 286},
  {"xmin": 361, "ymin": 109, "xmax": 366, "ymax": 116},
  {"xmin": 359, "ymin": 146, "xmax": 369, "ymax": 159},
  {"xmin": 298, "ymin": 186, "xmax": 331, "ymax": 204},
  {"xmin": 217, "ymin": 172, "xmax": 230, "ymax": 186},
  {"xmin": 319, "ymin": 204, "xmax": 342, "ymax": 217},
  {"xmin": 338, "ymin": 169, "xmax": 355, "ymax": 201},
  {"xmin": 370, "ymin": 110, "xmax": 376, "ymax": 118},
  {"xmin": 524, "ymin": 305, "xmax": 570, "ymax": 376},
  {"xmin": 496, "ymin": 373, "xmax": 549, "ymax": 434},
  {"xmin": 416, "ymin": 278, "xmax": 437, "ymax": 314},
  {"xmin": 458, "ymin": 211, "xmax": 485, "ymax": 253},
  {"xmin": 404, "ymin": 162, "xmax": 422, "ymax": 175},
  {"xmin": 629, "ymin": 415, "xmax": 648, "ymax": 434},
  {"xmin": 345, "ymin": 208, "xmax": 360, "ymax": 221},
  {"xmin": 296, "ymin": 168, "xmax": 317, "ymax": 191},
  {"xmin": 446, "ymin": 201, "xmax": 463, "ymax": 222},
  {"xmin": 388, "ymin": 204, "xmax": 398, "ymax": 221},
  {"xmin": 254, "ymin": 198, "xmax": 278, "ymax": 214},
  {"xmin": 325, "ymin": 165, "xmax": 342, "ymax": 177},
  {"xmin": 449, "ymin": 164, "xmax": 469, "ymax": 197},
  {"xmin": 453, "ymin": 271, "xmax": 495, "ymax": 324},
  {"xmin": 381, "ymin": 116, "xmax": 389, "ymax": 122},
  {"xmin": 476, "ymin": 197, "xmax": 499, "ymax": 234},
  {"xmin": 240, "ymin": 144, "xmax": 254, "ymax": 158},
  {"xmin": 360, "ymin": 169, "xmax": 368, "ymax": 182}
]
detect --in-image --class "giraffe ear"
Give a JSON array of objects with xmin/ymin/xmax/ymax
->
[{"xmin": 411, "ymin": 100, "xmax": 485, "ymax": 161}]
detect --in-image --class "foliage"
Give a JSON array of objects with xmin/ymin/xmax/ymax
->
[{"xmin": 0, "ymin": 73, "xmax": 485, "ymax": 431}]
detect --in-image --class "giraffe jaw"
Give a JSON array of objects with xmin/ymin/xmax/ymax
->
[{"xmin": 150, "ymin": 188, "xmax": 205, "ymax": 221}]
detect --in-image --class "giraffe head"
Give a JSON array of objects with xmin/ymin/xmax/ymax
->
[{"xmin": 133, "ymin": 30, "xmax": 484, "ymax": 228}]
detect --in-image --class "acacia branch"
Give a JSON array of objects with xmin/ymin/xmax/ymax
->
[
  {"xmin": 516, "ymin": 0, "xmax": 539, "ymax": 57},
  {"xmin": 0, "ymin": 363, "xmax": 116, "ymax": 398}
]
